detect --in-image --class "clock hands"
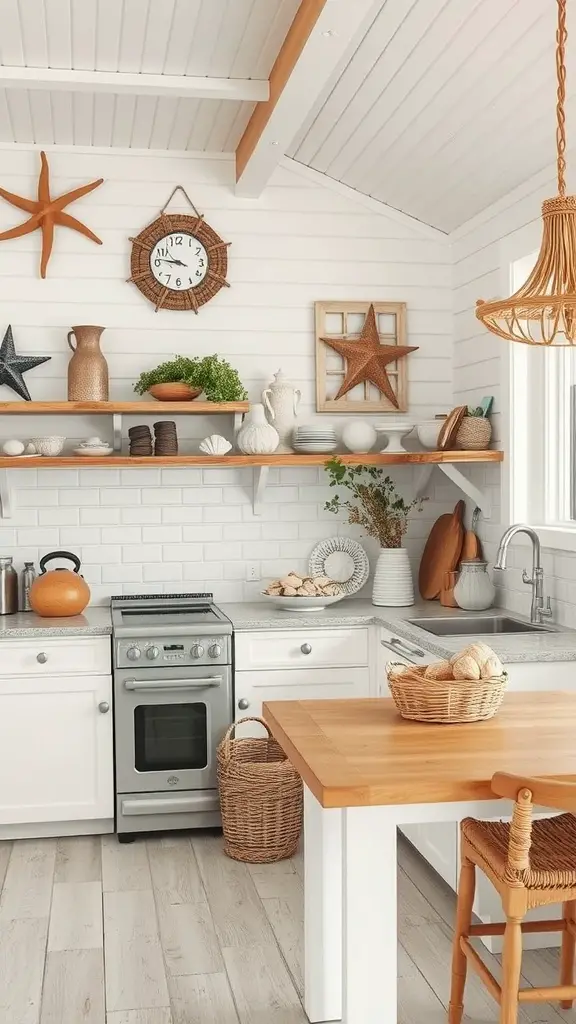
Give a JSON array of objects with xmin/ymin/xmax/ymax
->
[{"xmin": 158, "ymin": 257, "xmax": 188, "ymax": 267}]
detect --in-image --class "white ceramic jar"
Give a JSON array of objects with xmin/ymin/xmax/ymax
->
[
  {"xmin": 262, "ymin": 369, "xmax": 301, "ymax": 452},
  {"xmin": 453, "ymin": 559, "xmax": 496, "ymax": 611},
  {"xmin": 342, "ymin": 420, "xmax": 377, "ymax": 454},
  {"xmin": 237, "ymin": 403, "xmax": 279, "ymax": 454},
  {"xmin": 372, "ymin": 547, "xmax": 414, "ymax": 607}
]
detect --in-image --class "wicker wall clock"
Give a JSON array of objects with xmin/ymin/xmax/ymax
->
[{"xmin": 128, "ymin": 186, "xmax": 230, "ymax": 312}]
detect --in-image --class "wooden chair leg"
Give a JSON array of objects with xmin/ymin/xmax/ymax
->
[
  {"xmin": 560, "ymin": 899, "xmax": 576, "ymax": 1009},
  {"xmin": 500, "ymin": 917, "xmax": 523, "ymax": 1024},
  {"xmin": 449, "ymin": 856, "xmax": 476, "ymax": 1024}
]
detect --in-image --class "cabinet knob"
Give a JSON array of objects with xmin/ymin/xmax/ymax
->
[
  {"xmin": 36, "ymin": 652, "xmax": 48, "ymax": 664},
  {"xmin": 301, "ymin": 643, "xmax": 312, "ymax": 655},
  {"xmin": 238, "ymin": 698, "xmax": 250, "ymax": 710},
  {"xmin": 98, "ymin": 701, "xmax": 110, "ymax": 714}
]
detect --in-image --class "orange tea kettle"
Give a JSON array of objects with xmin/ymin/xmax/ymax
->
[{"xmin": 29, "ymin": 550, "xmax": 90, "ymax": 617}]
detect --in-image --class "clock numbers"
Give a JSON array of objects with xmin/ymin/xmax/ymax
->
[{"xmin": 149, "ymin": 232, "xmax": 209, "ymax": 291}]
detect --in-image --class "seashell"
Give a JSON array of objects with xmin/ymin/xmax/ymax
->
[
  {"xmin": 199, "ymin": 434, "xmax": 232, "ymax": 456},
  {"xmin": 2, "ymin": 439, "xmax": 25, "ymax": 456},
  {"xmin": 282, "ymin": 586, "xmax": 298, "ymax": 596},
  {"xmin": 24, "ymin": 442, "xmax": 36, "ymax": 454}
]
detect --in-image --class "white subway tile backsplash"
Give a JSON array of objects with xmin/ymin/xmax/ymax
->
[
  {"xmin": 184, "ymin": 563, "xmax": 224, "ymax": 581},
  {"xmin": 61, "ymin": 489, "xmax": 100, "ymax": 506},
  {"xmin": 262, "ymin": 522, "xmax": 298, "ymax": 540},
  {"xmin": 39, "ymin": 508, "xmax": 80, "ymax": 527},
  {"xmin": 162, "ymin": 469, "xmax": 202, "ymax": 486},
  {"xmin": 60, "ymin": 527, "xmax": 101, "ymax": 546},
  {"xmin": 102, "ymin": 526, "xmax": 142, "ymax": 544},
  {"xmin": 17, "ymin": 528, "xmax": 59, "ymax": 546},
  {"xmin": 144, "ymin": 562, "xmax": 183, "ymax": 582},
  {"xmin": 206, "ymin": 506, "xmax": 242, "ymax": 522},
  {"xmin": 142, "ymin": 487, "xmax": 182, "ymax": 505},
  {"xmin": 242, "ymin": 541, "xmax": 279, "ymax": 560},
  {"xmin": 82, "ymin": 545, "xmax": 121, "ymax": 564},
  {"xmin": 37, "ymin": 469, "xmax": 79, "ymax": 487},
  {"xmin": 18, "ymin": 488, "xmax": 59, "ymax": 507},
  {"xmin": 266, "ymin": 486, "xmax": 299, "ymax": 503},
  {"xmin": 162, "ymin": 506, "xmax": 203, "ymax": 524},
  {"xmin": 221, "ymin": 486, "xmax": 249, "ymax": 505},
  {"xmin": 0, "ymin": 528, "xmax": 16, "ymax": 545},
  {"xmin": 123, "ymin": 544, "xmax": 162, "ymax": 562},
  {"xmin": 81, "ymin": 507, "xmax": 121, "ymax": 525},
  {"xmin": 204, "ymin": 542, "xmax": 242, "ymax": 561},
  {"xmin": 80, "ymin": 469, "xmax": 121, "ymax": 487},
  {"xmin": 102, "ymin": 564, "xmax": 143, "ymax": 584},
  {"xmin": 121, "ymin": 506, "xmax": 161, "ymax": 524},
  {"xmin": 162, "ymin": 543, "xmax": 202, "ymax": 561},
  {"xmin": 182, "ymin": 524, "xmax": 222, "ymax": 542},
  {"xmin": 184, "ymin": 487, "xmax": 224, "ymax": 505},
  {"xmin": 121, "ymin": 469, "xmax": 162, "ymax": 486},
  {"xmin": 223, "ymin": 523, "xmax": 261, "ymax": 541},
  {"xmin": 101, "ymin": 488, "xmax": 140, "ymax": 506},
  {"xmin": 143, "ymin": 526, "xmax": 183, "ymax": 543},
  {"xmin": 283, "ymin": 504, "xmax": 318, "ymax": 521}
]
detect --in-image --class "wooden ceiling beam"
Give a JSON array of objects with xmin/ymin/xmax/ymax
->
[
  {"xmin": 0, "ymin": 66, "xmax": 269, "ymax": 103},
  {"xmin": 235, "ymin": 0, "xmax": 381, "ymax": 197}
]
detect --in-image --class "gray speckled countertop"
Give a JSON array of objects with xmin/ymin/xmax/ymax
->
[
  {"xmin": 0, "ymin": 607, "xmax": 112, "ymax": 638},
  {"xmin": 223, "ymin": 599, "xmax": 576, "ymax": 663},
  {"xmin": 1, "ymin": 599, "xmax": 576, "ymax": 663}
]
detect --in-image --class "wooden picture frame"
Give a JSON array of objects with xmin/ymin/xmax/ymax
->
[{"xmin": 315, "ymin": 300, "xmax": 409, "ymax": 413}]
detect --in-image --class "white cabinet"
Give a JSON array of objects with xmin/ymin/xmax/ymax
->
[
  {"xmin": 235, "ymin": 627, "xmax": 372, "ymax": 732},
  {"xmin": 0, "ymin": 636, "xmax": 113, "ymax": 836}
]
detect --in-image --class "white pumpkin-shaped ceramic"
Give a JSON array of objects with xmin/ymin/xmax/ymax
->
[{"xmin": 237, "ymin": 403, "xmax": 279, "ymax": 454}]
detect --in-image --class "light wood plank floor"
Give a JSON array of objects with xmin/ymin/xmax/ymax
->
[{"xmin": 0, "ymin": 831, "xmax": 574, "ymax": 1023}]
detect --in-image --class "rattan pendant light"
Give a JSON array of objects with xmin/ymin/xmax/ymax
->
[{"xmin": 476, "ymin": 0, "xmax": 576, "ymax": 345}]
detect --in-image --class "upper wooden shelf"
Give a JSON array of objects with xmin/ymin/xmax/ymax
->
[
  {"xmin": 0, "ymin": 450, "xmax": 504, "ymax": 469},
  {"xmin": 0, "ymin": 400, "xmax": 250, "ymax": 415}
]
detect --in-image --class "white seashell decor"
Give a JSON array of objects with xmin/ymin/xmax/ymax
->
[
  {"xmin": 199, "ymin": 434, "xmax": 232, "ymax": 456},
  {"xmin": 2, "ymin": 439, "xmax": 25, "ymax": 456}
]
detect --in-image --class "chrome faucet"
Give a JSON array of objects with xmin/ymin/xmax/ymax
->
[{"xmin": 494, "ymin": 524, "xmax": 553, "ymax": 624}]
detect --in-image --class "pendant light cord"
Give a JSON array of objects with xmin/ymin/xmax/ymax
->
[{"xmin": 557, "ymin": 0, "xmax": 568, "ymax": 196}]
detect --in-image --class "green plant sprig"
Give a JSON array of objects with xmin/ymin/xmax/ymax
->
[
  {"xmin": 324, "ymin": 457, "xmax": 425, "ymax": 548},
  {"xmin": 133, "ymin": 354, "xmax": 248, "ymax": 402}
]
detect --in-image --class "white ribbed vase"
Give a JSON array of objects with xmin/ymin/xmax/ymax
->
[{"xmin": 372, "ymin": 547, "xmax": 414, "ymax": 607}]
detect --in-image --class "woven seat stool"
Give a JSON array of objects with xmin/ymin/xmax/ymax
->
[{"xmin": 449, "ymin": 772, "xmax": 576, "ymax": 1024}]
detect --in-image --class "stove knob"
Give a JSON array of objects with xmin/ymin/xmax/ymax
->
[
  {"xmin": 208, "ymin": 643, "xmax": 222, "ymax": 659},
  {"xmin": 146, "ymin": 646, "xmax": 160, "ymax": 660},
  {"xmin": 190, "ymin": 643, "xmax": 205, "ymax": 659},
  {"xmin": 126, "ymin": 646, "xmax": 141, "ymax": 661}
]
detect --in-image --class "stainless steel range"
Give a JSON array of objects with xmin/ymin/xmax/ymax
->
[{"xmin": 111, "ymin": 593, "xmax": 233, "ymax": 841}]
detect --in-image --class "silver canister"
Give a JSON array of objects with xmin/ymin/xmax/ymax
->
[
  {"xmin": 20, "ymin": 561, "xmax": 36, "ymax": 612},
  {"xmin": 0, "ymin": 557, "xmax": 18, "ymax": 615}
]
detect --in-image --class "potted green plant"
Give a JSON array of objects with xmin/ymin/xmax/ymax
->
[
  {"xmin": 324, "ymin": 457, "xmax": 425, "ymax": 606},
  {"xmin": 134, "ymin": 354, "xmax": 248, "ymax": 403}
]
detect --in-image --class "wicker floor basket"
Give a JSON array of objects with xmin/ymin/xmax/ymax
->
[
  {"xmin": 217, "ymin": 716, "xmax": 303, "ymax": 864},
  {"xmin": 387, "ymin": 662, "xmax": 507, "ymax": 723}
]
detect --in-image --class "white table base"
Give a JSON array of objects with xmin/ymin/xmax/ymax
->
[{"xmin": 303, "ymin": 787, "xmax": 508, "ymax": 1023}]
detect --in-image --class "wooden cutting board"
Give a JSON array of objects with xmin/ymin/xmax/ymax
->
[{"xmin": 419, "ymin": 500, "xmax": 465, "ymax": 600}]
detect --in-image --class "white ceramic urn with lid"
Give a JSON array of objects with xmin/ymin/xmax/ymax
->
[{"xmin": 262, "ymin": 369, "xmax": 301, "ymax": 452}]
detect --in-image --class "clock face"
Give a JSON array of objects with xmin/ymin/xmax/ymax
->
[{"xmin": 149, "ymin": 233, "xmax": 208, "ymax": 291}]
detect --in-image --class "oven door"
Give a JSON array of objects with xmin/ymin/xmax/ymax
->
[{"xmin": 114, "ymin": 665, "xmax": 232, "ymax": 795}]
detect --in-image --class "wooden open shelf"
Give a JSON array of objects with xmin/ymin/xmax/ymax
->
[
  {"xmin": 0, "ymin": 450, "xmax": 504, "ymax": 469},
  {"xmin": 0, "ymin": 400, "xmax": 250, "ymax": 415}
]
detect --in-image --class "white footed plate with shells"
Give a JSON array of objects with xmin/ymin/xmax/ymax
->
[{"xmin": 262, "ymin": 572, "xmax": 345, "ymax": 611}]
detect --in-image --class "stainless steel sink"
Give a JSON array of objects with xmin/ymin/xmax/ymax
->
[{"xmin": 408, "ymin": 615, "xmax": 559, "ymax": 637}]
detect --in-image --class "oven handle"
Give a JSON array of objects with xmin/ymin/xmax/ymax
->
[{"xmin": 123, "ymin": 677, "xmax": 222, "ymax": 692}]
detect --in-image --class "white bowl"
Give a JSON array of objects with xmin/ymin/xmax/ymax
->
[
  {"xmin": 417, "ymin": 421, "xmax": 442, "ymax": 449},
  {"xmin": 375, "ymin": 423, "xmax": 415, "ymax": 453},
  {"xmin": 30, "ymin": 435, "xmax": 66, "ymax": 457},
  {"xmin": 73, "ymin": 446, "xmax": 114, "ymax": 457},
  {"xmin": 261, "ymin": 593, "xmax": 345, "ymax": 612}
]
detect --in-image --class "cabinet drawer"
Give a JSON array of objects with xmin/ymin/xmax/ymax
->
[
  {"xmin": 0, "ymin": 636, "xmax": 111, "ymax": 678},
  {"xmin": 235, "ymin": 666, "xmax": 370, "ymax": 731},
  {"xmin": 235, "ymin": 628, "xmax": 369, "ymax": 671}
]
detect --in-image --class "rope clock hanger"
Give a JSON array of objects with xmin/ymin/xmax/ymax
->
[
  {"xmin": 476, "ymin": 0, "xmax": 576, "ymax": 346},
  {"xmin": 128, "ymin": 186, "xmax": 230, "ymax": 313}
]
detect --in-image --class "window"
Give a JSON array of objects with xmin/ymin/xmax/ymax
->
[{"xmin": 509, "ymin": 251, "xmax": 576, "ymax": 543}]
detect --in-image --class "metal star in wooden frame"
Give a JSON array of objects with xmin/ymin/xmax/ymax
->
[
  {"xmin": 0, "ymin": 151, "xmax": 103, "ymax": 278},
  {"xmin": 319, "ymin": 302, "xmax": 418, "ymax": 410}
]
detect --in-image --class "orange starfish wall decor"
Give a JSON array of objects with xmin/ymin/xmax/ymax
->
[{"xmin": 0, "ymin": 151, "xmax": 103, "ymax": 278}]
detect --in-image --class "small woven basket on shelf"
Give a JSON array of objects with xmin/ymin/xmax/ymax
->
[
  {"xmin": 217, "ymin": 716, "xmax": 303, "ymax": 864},
  {"xmin": 455, "ymin": 416, "xmax": 492, "ymax": 450},
  {"xmin": 387, "ymin": 662, "xmax": 507, "ymax": 724}
]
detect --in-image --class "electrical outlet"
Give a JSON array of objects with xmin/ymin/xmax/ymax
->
[{"xmin": 246, "ymin": 564, "xmax": 260, "ymax": 582}]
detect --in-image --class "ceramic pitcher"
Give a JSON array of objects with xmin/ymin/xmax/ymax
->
[
  {"xmin": 262, "ymin": 369, "xmax": 301, "ymax": 452},
  {"xmin": 67, "ymin": 325, "xmax": 109, "ymax": 401}
]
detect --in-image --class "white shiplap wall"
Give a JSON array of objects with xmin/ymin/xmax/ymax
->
[
  {"xmin": 452, "ymin": 153, "xmax": 576, "ymax": 626},
  {"xmin": 0, "ymin": 147, "xmax": 454, "ymax": 604}
]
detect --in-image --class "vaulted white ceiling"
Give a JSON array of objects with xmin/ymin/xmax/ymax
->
[
  {"xmin": 0, "ymin": 0, "xmax": 299, "ymax": 150},
  {"xmin": 290, "ymin": 0, "xmax": 572, "ymax": 232},
  {"xmin": 0, "ymin": 0, "xmax": 572, "ymax": 231}
]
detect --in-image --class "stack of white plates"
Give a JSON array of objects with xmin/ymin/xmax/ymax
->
[{"xmin": 293, "ymin": 423, "xmax": 338, "ymax": 454}]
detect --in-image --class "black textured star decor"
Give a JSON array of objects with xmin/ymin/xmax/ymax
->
[{"xmin": 0, "ymin": 325, "xmax": 51, "ymax": 401}]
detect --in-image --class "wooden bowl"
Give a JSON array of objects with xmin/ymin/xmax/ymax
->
[{"xmin": 148, "ymin": 383, "xmax": 202, "ymax": 402}]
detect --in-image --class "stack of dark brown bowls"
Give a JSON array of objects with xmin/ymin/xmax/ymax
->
[
  {"xmin": 129, "ymin": 425, "xmax": 153, "ymax": 456},
  {"xmin": 154, "ymin": 420, "xmax": 178, "ymax": 456}
]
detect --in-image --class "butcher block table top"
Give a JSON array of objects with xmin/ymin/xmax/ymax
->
[{"xmin": 262, "ymin": 692, "xmax": 576, "ymax": 809}]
